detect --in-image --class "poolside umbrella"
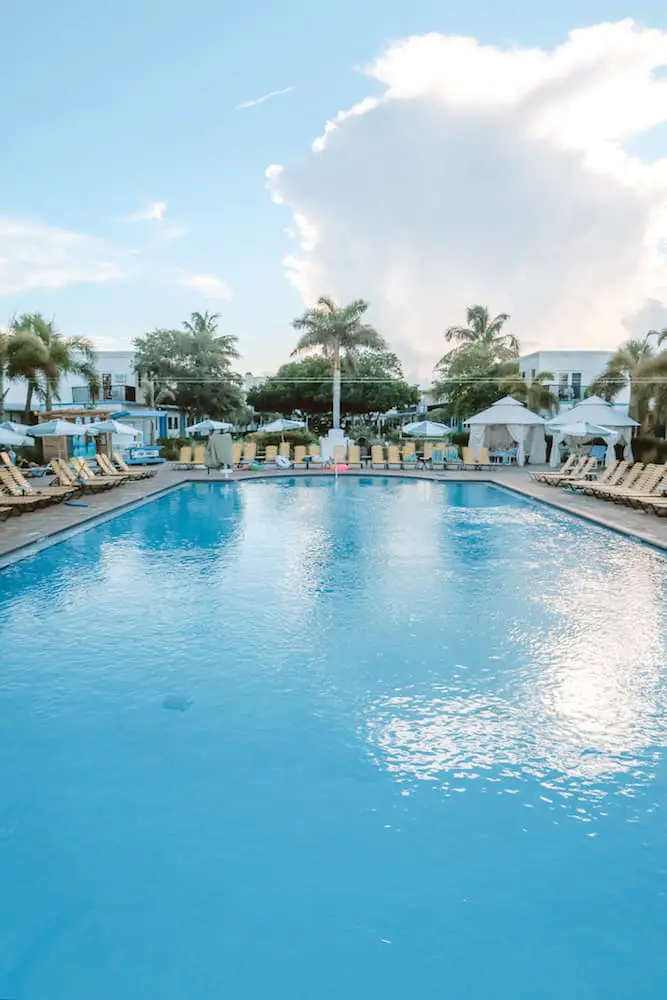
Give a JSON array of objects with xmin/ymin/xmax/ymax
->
[
  {"xmin": 87, "ymin": 419, "xmax": 141, "ymax": 437},
  {"xmin": 402, "ymin": 420, "xmax": 451, "ymax": 437},
  {"xmin": 261, "ymin": 418, "xmax": 306, "ymax": 433},
  {"xmin": 0, "ymin": 426, "xmax": 35, "ymax": 447},
  {"xmin": 186, "ymin": 419, "xmax": 234, "ymax": 434},
  {"xmin": 30, "ymin": 419, "xmax": 97, "ymax": 459},
  {"xmin": 546, "ymin": 420, "xmax": 619, "ymax": 467},
  {"xmin": 1, "ymin": 420, "xmax": 34, "ymax": 437}
]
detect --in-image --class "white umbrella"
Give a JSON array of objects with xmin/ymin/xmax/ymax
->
[
  {"xmin": 0, "ymin": 426, "xmax": 35, "ymax": 447},
  {"xmin": 261, "ymin": 418, "xmax": 306, "ymax": 433},
  {"xmin": 402, "ymin": 420, "xmax": 451, "ymax": 437},
  {"xmin": 185, "ymin": 419, "xmax": 233, "ymax": 434},
  {"xmin": 87, "ymin": 419, "xmax": 141, "ymax": 437},
  {"xmin": 1, "ymin": 420, "xmax": 33, "ymax": 437},
  {"xmin": 546, "ymin": 420, "xmax": 619, "ymax": 467},
  {"xmin": 30, "ymin": 420, "xmax": 98, "ymax": 437}
]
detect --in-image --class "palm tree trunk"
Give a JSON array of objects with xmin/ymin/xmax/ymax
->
[
  {"xmin": 332, "ymin": 346, "xmax": 341, "ymax": 430},
  {"xmin": 24, "ymin": 380, "xmax": 34, "ymax": 422},
  {"xmin": 0, "ymin": 368, "xmax": 5, "ymax": 421}
]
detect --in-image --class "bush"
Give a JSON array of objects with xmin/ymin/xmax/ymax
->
[
  {"xmin": 450, "ymin": 430, "xmax": 469, "ymax": 447},
  {"xmin": 631, "ymin": 435, "xmax": 667, "ymax": 464},
  {"xmin": 248, "ymin": 428, "xmax": 316, "ymax": 448},
  {"xmin": 157, "ymin": 436, "xmax": 189, "ymax": 460}
]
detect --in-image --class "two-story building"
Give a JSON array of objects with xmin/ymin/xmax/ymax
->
[{"xmin": 518, "ymin": 350, "xmax": 631, "ymax": 412}]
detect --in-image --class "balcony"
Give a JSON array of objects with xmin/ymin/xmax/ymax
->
[{"xmin": 72, "ymin": 385, "xmax": 137, "ymax": 405}]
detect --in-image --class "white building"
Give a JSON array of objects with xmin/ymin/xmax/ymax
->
[
  {"xmin": 518, "ymin": 350, "xmax": 630, "ymax": 412},
  {"xmin": 2, "ymin": 349, "xmax": 187, "ymax": 441}
]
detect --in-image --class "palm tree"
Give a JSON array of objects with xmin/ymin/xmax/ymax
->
[
  {"xmin": 443, "ymin": 305, "xmax": 519, "ymax": 358},
  {"xmin": 589, "ymin": 336, "xmax": 667, "ymax": 428},
  {"xmin": 292, "ymin": 297, "xmax": 386, "ymax": 429},
  {"xmin": 498, "ymin": 370, "xmax": 559, "ymax": 416},
  {"xmin": 0, "ymin": 328, "xmax": 8, "ymax": 420},
  {"xmin": 7, "ymin": 313, "xmax": 97, "ymax": 419}
]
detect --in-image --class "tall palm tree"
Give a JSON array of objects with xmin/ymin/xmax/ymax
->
[
  {"xmin": 443, "ymin": 305, "xmax": 519, "ymax": 357},
  {"xmin": 589, "ymin": 336, "xmax": 667, "ymax": 428},
  {"xmin": 0, "ymin": 328, "xmax": 8, "ymax": 420},
  {"xmin": 7, "ymin": 313, "xmax": 97, "ymax": 419},
  {"xmin": 292, "ymin": 297, "xmax": 386, "ymax": 429},
  {"xmin": 498, "ymin": 370, "xmax": 559, "ymax": 416}
]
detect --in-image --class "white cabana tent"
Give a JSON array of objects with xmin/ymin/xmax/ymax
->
[
  {"xmin": 547, "ymin": 396, "xmax": 638, "ymax": 466},
  {"xmin": 464, "ymin": 396, "xmax": 547, "ymax": 467},
  {"xmin": 546, "ymin": 420, "xmax": 619, "ymax": 467}
]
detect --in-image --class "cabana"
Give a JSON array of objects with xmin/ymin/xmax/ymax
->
[
  {"xmin": 547, "ymin": 396, "xmax": 638, "ymax": 466},
  {"xmin": 464, "ymin": 396, "xmax": 547, "ymax": 467}
]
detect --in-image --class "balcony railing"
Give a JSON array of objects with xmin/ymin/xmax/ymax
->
[{"xmin": 72, "ymin": 385, "xmax": 137, "ymax": 405}]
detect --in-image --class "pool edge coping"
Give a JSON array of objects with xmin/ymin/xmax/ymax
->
[{"xmin": 1, "ymin": 470, "xmax": 666, "ymax": 571}]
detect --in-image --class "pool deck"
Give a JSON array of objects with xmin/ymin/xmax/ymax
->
[{"xmin": 2, "ymin": 463, "xmax": 667, "ymax": 566}]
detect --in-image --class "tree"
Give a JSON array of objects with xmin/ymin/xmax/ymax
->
[
  {"xmin": 498, "ymin": 369, "xmax": 559, "ymax": 415},
  {"xmin": 292, "ymin": 297, "xmax": 386, "ymax": 429},
  {"xmin": 133, "ymin": 311, "xmax": 243, "ymax": 422},
  {"xmin": 247, "ymin": 352, "xmax": 418, "ymax": 423},
  {"xmin": 589, "ymin": 334, "xmax": 667, "ymax": 429},
  {"xmin": 6, "ymin": 313, "xmax": 97, "ymax": 420},
  {"xmin": 0, "ymin": 329, "xmax": 7, "ymax": 420},
  {"xmin": 444, "ymin": 305, "xmax": 519, "ymax": 357}
]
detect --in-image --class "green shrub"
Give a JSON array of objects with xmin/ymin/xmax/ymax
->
[
  {"xmin": 248, "ymin": 428, "xmax": 316, "ymax": 448},
  {"xmin": 632, "ymin": 436, "xmax": 667, "ymax": 464},
  {"xmin": 157, "ymin": 436, "xmax": 189, "ymax": 460},
  {"xmin": 450, "ymin": 430, "xmax": 469, "ymax": 447}
]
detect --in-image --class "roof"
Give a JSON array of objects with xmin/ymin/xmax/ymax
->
[
  {"xmin": 548, "ymin": 395, "xmax": 638, "ymax": 428},
  {"xmin": 464, "ymin": 396, "xmax": 546, "ymax": 426}
]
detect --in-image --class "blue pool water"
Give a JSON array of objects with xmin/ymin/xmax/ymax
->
[{"xmin": 1, "ymin": 477, "xmax": 667, "ymax": 999}]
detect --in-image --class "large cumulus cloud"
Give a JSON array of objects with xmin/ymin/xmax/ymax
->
[{"xmin": 267, "ymin": 20, "xmax": 667, "ymax": 377}]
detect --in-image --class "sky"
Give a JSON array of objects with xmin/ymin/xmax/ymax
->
[{"xmin": 1, "ymin": 0, "xmax": 666, "ymax": 380}]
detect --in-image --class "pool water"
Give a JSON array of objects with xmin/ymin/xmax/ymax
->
[{"xmin": 1, "ymin": 477, "xmax": 667, "ymax": 999}]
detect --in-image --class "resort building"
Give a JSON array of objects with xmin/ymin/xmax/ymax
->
[{"xmin": 518, "ymin": 350, "xmax": 631, "ymax": 412}]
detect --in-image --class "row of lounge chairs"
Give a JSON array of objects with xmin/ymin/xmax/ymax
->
[
  {"xmin": 0, "ymin": 451, "xmax": 155, "ymax": 517},
  {"xmin": 531, "ymin": 456, "xmax": 667, "ymax": 516},
  {"xmin": 177, "ymin": 442, "xmax": 494, "ymax": 470}
]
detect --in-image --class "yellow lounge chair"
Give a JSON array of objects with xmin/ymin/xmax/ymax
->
[
  {"xmin": 293, "ymin": 445, "xmax": 306, "ymax": 468},
  {"xmin": 333, "ymin": 444, "xmax": 347, "ymax": 465},
  {"xmin": 0, "ymin": 464, "xmax": 77, "ymax": 500},
  {"xmin": 0, "ymin": 469, "xmax": 57, "ymax": 508},
  {"xmin": 98, "ymin": 453, "xmax": 145, "ymax": 482},
  {"xmin": 308, "ymin": 444, "xmax": 320, "ymax": 458},
  {"xmin": 50, "ymin": 458, "xmax": 105, "ymax": 494},
  {"xmin": 242, "ymin": 443, "xmax": 257, "ymax": 463},
  {"xmin": 371, "ymin": 445, "xmax": 385, "ymax": 469},
  {"xmin": 70, "ymin": 457, "xmax": 122, "ymax": 489},
  {"xmin": 192, "ymin": 445, "xmax": 206, "ymax": 465},
  {"xmin": 0, "ymin": 487, "xmax": 44, "ymax": 513},
  {"xmin": 232, "ymin": 443, "xmax": 242, "ymax": 466},
  {"xmin": 347, "ymin": 445, "xmax": 361, "ymax": 468},
  {"xmin": 461, "ymin": 447, "xmax": 476, "ymax": 468},
  {"xmin": 568, "ymin": 461, "xmax": 624, "ymax": 494},
  {"xmin": 531, "ymin": 455, "xmax": 578, "ymax": 484},
  {"xmin": 176, "ymin": 445, "xmax": 193, "ymax": 468},
  {"xmin": 610, "ymin": 465, "xmax": 667, "ymax": 506},
  {"xmin": 557, "ymin": 456, "xmax": 597, "ymax": 486},
  {"xmin": 113, "ymin": 451, "xmax": 155, "ymax": 479},
  {"xmin": 541, "ymin": 456, "xmax": 589, "ymax": 486},
  {"xmin": 477, "ymin": 447, "xmax": 492, "ymax": 468},
  {"xmin": 264, "ymin": 445, "xmax": 278, "ymax": 462},
  {"xmin": 387, "ymin": 446, "xmax": 401, "ymax": 469},
  {"xmin": 279, "ymin": 442, "xmax": 291, "ymax": 459},
  {"xmin": 589, "ymin": 463, "xmax": 646, "ymax": 499}
]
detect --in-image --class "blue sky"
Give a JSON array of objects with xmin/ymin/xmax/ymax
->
[{"xmin": 1, "ymin": 0, "xmax": 666, "ymax": 375}]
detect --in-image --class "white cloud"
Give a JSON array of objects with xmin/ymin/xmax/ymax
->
[
  {"xmin": 122, "ymin": 201, "xmax": 167, "ymax": 223},
  {"xmin": 179, "ymin": 273, "xmax": 233, "ymax": 300},
  {"xmin": 0, "ymin": 217, "xmax": 123, "ymax": 296},
  {"xmin": 267, "ymin": 20, "xmax": 667, "ymax": 377},
  {"xmin": 236, "ymin": 86, "xmax": 294, "ymax": 110}
]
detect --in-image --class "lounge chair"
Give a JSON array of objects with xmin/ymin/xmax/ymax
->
[
  {"xmin": 293, "ymin": 445, "xmax": 307, "ymax": 468},
  {"xmin": 477, "ymin": 447, "xmax": 492, "ymax": 468},
  {"xmin": 371, "ymin": 445, "xmax": 385, "ymax": 469},
  {"xmin": 113, "ymin": 451, "xmax": 155, "ymax": 479},
  {"xmin": 431, "ymin": 448, "xmax": 445, "ymax": 470},
  {"xmin": 402, "ymin": 452, "xmax": 419, "ymax": 470},
  {"xmin": 176, "ymin": 445, "xmax": 193, "ymax": 468},
  {"xmin": 264, "ymin": 445, "xmax": 278, "ymax": 462},
  {"xmin": 402, "ymin": 443, "xmax": 416, "ymax": 464},
  {"xmin": 63, "ymin": 458, "xmax": 116, "ymax": 491},
  {"xmin": 241, "ymin": 443, "xmax": 257, "ymax": 464},
  {"xmin": 539, "ymin": 456, "xmax": 589, "ymax": 486},
  {"xmin": 530, "ymin": 455, "xmax": 577, "ymax": 484},
  {"xmin": 98, "ymin": 453, "xmax": 144, "ymax": 482},
  {"xmin": 347, "ymin": 445, "xmax": 361, "ymax": 468},
  {"xmin": 72, "ymin": 457, "xmax": 126, "ymax": 486},
  {"xmin": 587, "ymin": 463, "xmax": 643, "ymax": 498},
  {"xmin": 333, "ymin": 445, "xmax": 347, "ymax": 465},
  {"xmin": 444, "ymin": 446, "xmax": 461, "ymax": 469},
  {"xmin": 308, "ymin": 444, "xmax": 320, "ymax": 458},
  {"xmin": 423, "ymin": 443, "xmax": 434, "ymax": 463},
  {"xmin": 279, "ymin": 442, "xmax": 291, "ymax": 460},
  {"xmin": 566, "ymin": 461, "xmax": 625, "ymax": 494},
  {"xmin": 50, "ymin": 458, "xmax": 105, "ymax": 494},
  {"xmin": 231, "ymin": 443, "xmax": 243, "ymax": 466},
  {"xmin": 0, "ymin": 487, "xmax": 44, "ymax": 513},
  {"xmin": 556, "ymin": 456, "xmax": 597, "ymax": 487},
  {"xmin": 0, "ymin": 506, "xmax": 11, "ymax": 521},
  {"xmin": 609, "ymin": 465, "xmax": 667, "ymax": 507},
  {"xmin": 192, "ymin": 445, "xmax": 206, "ymax": 466},
  {"xmin": 461, "ymin": 447, "xmax": 476, "ymax": 469},
  {"xmin": 0, "ymin": 464, "xmax": 77, "ymax": 501},
  {"xmin": 387, "ymin": 446, "xmax": 401, "ymax": 469}
]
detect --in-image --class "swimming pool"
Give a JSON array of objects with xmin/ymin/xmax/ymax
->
[{"xmin": 1, "ymin": 477, "xmax": 666, "ymax": 998}]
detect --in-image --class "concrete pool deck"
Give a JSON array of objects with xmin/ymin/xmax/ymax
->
[{"xmin": 2, "ymin": 463, "xmax": 667, "ymax": 566}]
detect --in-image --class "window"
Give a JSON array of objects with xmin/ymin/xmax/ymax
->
[
  {"xmin": 531, "ymin": 369, "xmax": 536, "ymax": 379},
  {"xmin": 168, "ymin": 415, "xmax": 178, "ymax": 430},
  {"xmin": 571, "ymin": 372, "xmax": 582, "ymax": 400},
  {"xmin": 101, "ymin": 373, "xmax": 112, "ymax": 400},
  {"xmin": 558, "ymin": 372, "xmax": 571, "ymax": 401},
  {"xmin": 114, "ymin": 373, "xmax": 127, "ymax": 385}
]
